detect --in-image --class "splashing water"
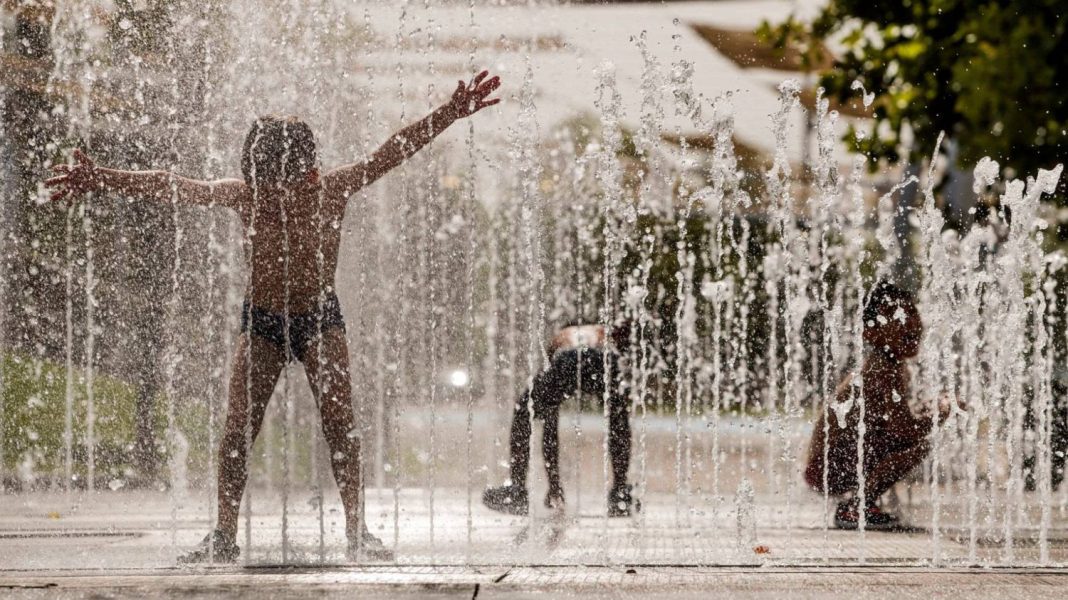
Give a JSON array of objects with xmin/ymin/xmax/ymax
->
[{"xmin": 1, "ymin": 0, "xmax": 1067, "ymax": 570}]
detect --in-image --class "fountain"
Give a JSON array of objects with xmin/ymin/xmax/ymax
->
[{"xmin": 1, "ymin": 0, "xmax": 1066, "ymax": 572}]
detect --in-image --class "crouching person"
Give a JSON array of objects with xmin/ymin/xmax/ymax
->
[{"xmin": 804, "ymin": 281, "xmax": 952, "ymax": 530}]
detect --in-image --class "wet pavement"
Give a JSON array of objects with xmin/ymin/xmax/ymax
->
[
  {"xmin": 3, "ymin": 566, "xmax": 1068, "ymax": 599},
  {"xmin": 3, "ymin": 485, "xmax": 1068, "ymax": 598},
  {"xmin": 4, "ymin": 396, "xmax": 1066, "ymax": 596},
  {"xmin": 4, "ymin": 406, "xmax": 1068, "ymax": 597}
]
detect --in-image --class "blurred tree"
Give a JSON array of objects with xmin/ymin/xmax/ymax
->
[
  {"xmin": 97, "ymin": 0, "xmax": 226, "ymax": 484},
  {"xmin": 760, "ymin": 1, "xmax": 1068, "ymax": 185},
  {"xmin": 763, "ymin": 0, "xmax": 1068, "ymax": 487},
  {"xmin": 1, "ymin": 2, "xmax": 65, "ymax": 359},
  {"xmin": 1, "ymin": 0, "xmax": 224, "ymax": 486}
]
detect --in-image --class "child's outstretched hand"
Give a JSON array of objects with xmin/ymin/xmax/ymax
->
[
  {"xmin": 447, "ymin": 70, "xmax": 501, "ymax": 119},
  {"xmin": 45, "ymin": 149, "xmax": 98, "ymax": 202}
]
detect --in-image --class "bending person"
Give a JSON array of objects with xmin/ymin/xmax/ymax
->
[{"xmin": 483, "ymin": 321, "xmax": 637, "ymax": 517}]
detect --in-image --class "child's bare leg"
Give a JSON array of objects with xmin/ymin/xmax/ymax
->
[
  {"xmin": 302, "ymin": 328, "xmax": 363, "ymax": 542},
  {"xmin": 542, "ymin": 407, "xmax": 563, "ymax": 503},
  {"xmin": 607, "ymin": 393, "xmax": 631, "ymax": 491},
  {"xmin": 864, "ymin": 440, "xmax": 930, "ymax": 501},
  {"xmin": 215, "ymin": 333, "xmax": 286, "ymax": 540}
]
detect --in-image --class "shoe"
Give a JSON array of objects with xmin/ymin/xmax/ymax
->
[
  {"xmin": 482, "ymin": 484, "xmax": 529, "ymax": 516},
  {"xmin": 545, "ymin": 487, "xmax": 565, "ymax": 510},
  {"xmin": 177, "ymin": 530, "xmax": 240, "ymax": 564},
  {"xmin": 834, "ymin": 500, "xmax": 901, "ymax": 531},
  {"xmin": 346, "ymin": 530, "xmax": 395, "ymax": 562},
  {"xmin": 607, "ymin": 484, "xmax": 640, "ymax": 517}
]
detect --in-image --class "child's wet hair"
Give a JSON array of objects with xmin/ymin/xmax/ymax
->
[
  {"xmin": 862, "ymin": 280, "xmax": 915, "ymax": 327},
  {"xmin": 241, "ymin": 115, "xmax": 317, "ymax": 188}
]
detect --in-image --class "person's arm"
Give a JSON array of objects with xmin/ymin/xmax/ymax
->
[
  {"xmin": 323, "ymin": 70, "xmax": 501, "ymax": 200},
  {"xmin": 46, "ymin": 149, "xmax": 246, "ymax": 209},
  {"xmin": 804, "ymin": 376, "xmax": 855, "ymax": 489},
  {"xmin": 910, "ymin": 394, "xmax": 961, "ymax": 434}
]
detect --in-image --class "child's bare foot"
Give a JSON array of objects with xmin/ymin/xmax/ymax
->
[
  {"xmin": 177, "ymin": 530, "xmax": 240, "ymax": 564},
  {"xmin": 346, "ymin": 530, "xmax": 395, "ymax": 562}
]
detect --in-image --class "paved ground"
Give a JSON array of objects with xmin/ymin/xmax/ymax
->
[
  {"xmin": 5, "ymin": 407, "xmax": 1068, "ymax": 596},
  {"xmin": 4, "ymin": 486, "xmax": 1067, "ymax": 567},
  {"xmin": 3, "ymin": 567, "xmax": 1068, "ymax": 599},
  {"xmin": 3, "ymin": 485, "xmax": 1068, "ymax": 598}
]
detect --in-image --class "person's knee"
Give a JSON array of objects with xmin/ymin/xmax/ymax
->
[
  {"xmin": 517, "ymin": 393, "xmax": 555, "ymax": 422},
  {"xmin": 513, "ymin": 396, "xmax": 529, "ymax": 414},
  {"xmin": 330, "ymin": 443, "xmax": 359, "ymax": 467},
  {"xmin": 608, "ymin": 397, "xmax": 630, "ymax": 424},
  {"xmin": 884, "ymin": 441, "xmax": 930, "ymax": 476},
  {"xmin": 533, "ymin": 400, "xmax": 557, "ymax": 421},
  {"xmin": 314, "ymin": 362, "xmax": 351, "ymax": 397},
  {"xmin": 220, "ymin": 417, "xmax": 248, "ymax": 443},
  {"xmin": 222, "ymin": 404, "xmax": 248, "ymax": 430},
  {"xmin": 805, "ymin": 459, "xmax": 851, "ymax": 495},
  {"xmin": 319, "ymin": 402, "xmax": 357, "ymax": 448},
  {"xmin": 527, "ymin": 391, "xmax": 556, "ymax": 418},
  {"xmin": 324, "ymin": 418, "xmax": 359, "ymax": 451},
  {"xmin": 223, "ymin": 400, "xmax": 267, "ymax": 442}
]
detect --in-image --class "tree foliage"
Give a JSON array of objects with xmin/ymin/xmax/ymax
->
[{"xmin": 761, "ymin": 1, "xmax": 1068, "ymax": 182}]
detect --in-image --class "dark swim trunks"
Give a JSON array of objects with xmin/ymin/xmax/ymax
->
[{"xmin": 240, "ymin": 293, "xmax": 346, "ymax": 363}]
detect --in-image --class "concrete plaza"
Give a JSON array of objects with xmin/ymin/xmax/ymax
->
[
  {"xmin": 4, "ymin": 406, "xmax": 1068, "ymax": 597},
  {"xmin": 3, "ymin": 481, "xmax": 1068, "ymax": 599}
]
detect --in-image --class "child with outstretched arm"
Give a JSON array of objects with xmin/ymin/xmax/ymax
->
[
  {"xmin": 804, "ymin": 281, "xmax": 953, "ymax": 530},
  {"xmin": 46, "ymin": 71, "xmax": 501, "ymax": 562}
]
